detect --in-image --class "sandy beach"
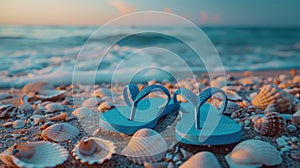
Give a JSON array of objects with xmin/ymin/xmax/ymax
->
[{"xmin": 0, "ymin": 69, "xmax": 299, "ymax": 167}]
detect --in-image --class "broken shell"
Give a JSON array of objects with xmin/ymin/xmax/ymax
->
[
  {"xmin": 82, "ymin": 97, "xmax": 105, "ymax": 107},
  {"xmin": 121, "ymin": 128, "xmax": 168, "ymax": 165},
  {"xmin": 252, "ymin": 85, "xmax": 294, "ymax": 112},
  {"xmin": 92, "ymin": 88, "xmax": 112, "ymax": 98},
  {"xmin": 0, "ymin": 141, "xmax": 68, "ymax": 168},
  {"xmin": 253, "ymin": 112, "xmax": 286, "ymax": 136},
  {"xmin": 72, "ymin": 107, "xmax": 94, "ymax": 119},
  {"xmin": 49, "ymin": 112, "xmax": 67, "ymax": 121},
  {"xmin": 45, "ymin": 103, "xmax": 64, "ymax": 113},
  {"xmin": 225, "ymin": 139, "xmax": 282, "ymax": 167},
  {"xmin": 41, "ymin": 123, "xmax": 80, "ymax": 142},
  {"xmin": 98, "ymin": 102, "xmax": 115, "ymax": 112},
  {"xmin": 180, "ymin": 151, "xmax": 221, "ymax": 168},
  {"xmin": 0, "ymin": 104, "xmax": 23, "ymax": 118},
  {"xmin": 72, "ymin": 137, "xmax": 116, "ymax": 165},
  {"xmin": 12, "ymin": 120, "xmax": 25, "ymax": 129}
]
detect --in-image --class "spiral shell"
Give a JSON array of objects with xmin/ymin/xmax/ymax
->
[
  {"xmin": 0, "ymin": 104, "xmax": 23, "ymax": 118},
  {"xmin": 252, "ymin": 85, "xmax": 294, "ymax": 112},
  {"xmin": 252, "ymin": 112, "xmax": 286, "ymax": 136},
  {"xmin": 121, "ymin": 128, "xmax": 168, "ymax": 165},
  {"xmin": 72, "ymin": 137, "xmax": 116, "ymax": 165},
  {"xmin": 180, "ymin": 151, "xmax": 221, "ymax": 168},
  {"xmin": 41, "ymin": 123, "xmax": 80, "ymax": 142},
  {"xmin": 0, "ymin": 141, "xmax": 68, "ymax": 168},
  {"xmin": 225, "ymin": 139, "xmax": 282, "ymax": 167}
]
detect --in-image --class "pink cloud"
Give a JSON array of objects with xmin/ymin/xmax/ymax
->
[
  {"xmin": 200, "ymin": 11, "xmax": 208, "ymax": 23},
  {"xmin": 211, "ymin": 14, "xmax": 220, "ymax": 23},
  {"xmin": 109, "ymin": 1, "xmax": 136, "ymax": 15}
]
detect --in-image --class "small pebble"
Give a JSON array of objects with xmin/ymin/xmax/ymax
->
[
  {"xmin": 287, "ymin": 124, "xmax": 297, "ymax": 133},
  {"xmin": 276, "ymin": 137, "xmax": 288, "ymax": 147},
  {"xmin": 12, "ymin": 119, "xmax": 25, "ymax": 129}
]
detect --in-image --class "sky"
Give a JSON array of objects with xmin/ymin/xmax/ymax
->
[{"xmin": 1, "ymin": 0, "xmax": 300, "ymax": 26}]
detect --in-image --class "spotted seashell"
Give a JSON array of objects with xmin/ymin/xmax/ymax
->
[
  {"xmin": 82, "ymin": 97, "xmax": 105, "ymax": 107},
  {"xmin": 45, "ymin": 103, "xmax": 64, "ymax": 113},
  {"xmin": 180, "ymin": 151, "xmax": 221, "ymax": 168},
  {"xmin": 98, "ymin": 102, "xmax": 115, "ymax": 112},
  {"xmin": 252, "ymin": 85, "xmax": 294, "ymax": 112},
  {"xmin": 225, "ymin": 139, "xmax": 282, "ymax": 167},
  {"xmin": 0, "ymin": 104, "xmax": 23, "ymax": 118},
  {"xmin": 92, "ymin": 88, "xmax": 112, "ymax": 98},
  {"xmin": 41, "ymin": 123, "xmax": 80, "ymax": 142},
  {"xmin": 223, "ymin": 101, "xmax": 243, "ymax": 114},
  {"xmin": 121, "ymin": 128, "xmax": 168, "ymax": 165},
  {"xmin": 253, "ymin": 112, "xmax": 286, "ymax": 136},
  {"xmin": 72, "ymin": 137, "xmax": 116, "ymax": 165},
  {"xmin": 72, "ymin": 107, "xmax": 94, "ymax": 119},
  {"xmin": 0, "ymin": 141, "xmax": 68, "ymax": 168}
]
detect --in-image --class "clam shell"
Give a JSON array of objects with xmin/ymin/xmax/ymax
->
[
  {"xmin": 121, "ymin": 128, "xmax": 168, "ymax": 165},
  {"xmin": 41, "ymin": 123, "xmax": 80, "ymax": 142},
  {"xmin": 0, "ymin": 141, "xmax": 68, "ymax": 168},
  {"xmin": 253, "ymin": 112, "xmax": 286, "ymax": 136},
  {"xmin": 72, "ymin": 137, "xmax": 116, "ymax": 165},
  {"xmin": 225, "ymin": 139, "xmax": 282, "ymax": 167},
  {"xmin": 45, "ymin": 103, "xmax": 64, "ymax": 113},
  {"xmin": 92, "ymin": 88, "xmax": 112, "ymax": 98},
  {"xmin": 72, "ymin": 107, "xmax": 94, "ymax": 119},
  {"xmin": 180, "ymin": 151, "xmax": 221, "ymax": 168},
  {"xmin": 0, "ymin": 104, "xmax": 23, "ymax": 118},
  {"xmin": 252, "ymin": 85, "xmax": 294, "ymax": 112},
  {"xmin": 98, "ymin": 102, "xmax": 115, "ymax": 112}
]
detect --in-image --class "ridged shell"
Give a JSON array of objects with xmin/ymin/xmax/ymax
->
[
  {"xmin": 45, "ymin": 103, "xmax": 64, "ymax": 113},
  {"xmin": 0, "ymin": 141, "xmax": 68, "ymax": 168},
  {"xmin": 253, "ymin": 112, "xmax": 286, "ymax": 136},
  {"xmin": 252, "ymin": 85, "xmax": 294, "ymax": 112},
  {"xmin": 72, "ymin": 137, "xmax": 116, "ymax": 165},
  {"xmin": 225, "ymin": 139, "xmax": 282, "ymax": 167},
  {"xmin": 121, "ymin": 128, "xmax": 168, "ymax": 165},
  {"xmin": 180, "ymin": 151, "xmax": 221, "ymax": 168},
  {"xmin": 92, "ymin": 88, "xmax": 112, "ymax": 98},
  {"xmin": 72, "ymin": 107, "xmax": 94, "ymax": 119},
  {"xmin": 41, "ymin": 123, "xmax": 80, "ymax": 142},
  {"xmin": 0, "ymin": 104, "xmax": 23, "ymax": 118}
]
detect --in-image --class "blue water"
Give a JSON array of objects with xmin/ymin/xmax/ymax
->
[{"xmin": 0, "ymin": 25, "xmax": 300, "ymax": 87}]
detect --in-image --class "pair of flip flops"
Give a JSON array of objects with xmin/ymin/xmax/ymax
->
[{"xmin": 99, "ymin": 84, "xmax": 242, "ymax": 145}]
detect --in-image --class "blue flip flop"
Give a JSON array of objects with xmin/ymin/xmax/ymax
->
[
  {"xmin": 98, "ymin": 84, "xmax": 176, "ymax": 135},
  {"xmin": 173, "ymin": 87, "xmax": 242, "ymax": 145}
]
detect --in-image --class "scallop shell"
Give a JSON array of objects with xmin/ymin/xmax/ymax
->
[
  {"xmin": 92, "ymin": 88, "xmax": 112, "ymax": 98},
  {"xmin": 252, "ymin": 85, "xmax": 294, "ymax": 112},
  {"xmin": 253, "ymin": 112, "xmax": 286, "ymax": 136},
  {"xmin": 0, "ymin": 104, "xmax": 23, "ymax": 118},
  {"xmin": 72, "ymin": 107, "xmax": 95, "ymax": 119},
  {"xmin": 121, "ymin": 128, "xmax": 168, "ymax": 165},
  {"xmin": 225, "ymin": 139, "xmax": 282, "ymax": 167},
  {"xmin": 45, "ymin": 103, "xmax": 64, "ymax": 113},
  {"xmin": 98, "ymin": 102, "xmax": 115, "ymax": 112},
  {"xmin": 41, "ymin": 123, "xmax": 80, "ymax": 142},
  {"xmin": 0, "ymin": 141, "xmax": 68, "ymax": 168},
  {"xmin": 180, "ymin": 151, "xmax": 221, "ymax": 168},
  {"xmin": 72, "ymin": 137, "xmax": 116, "ymax": 165}
]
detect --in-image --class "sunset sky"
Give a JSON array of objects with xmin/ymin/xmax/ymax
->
[{"xmin": 1, "ymin": 0, "xmax": 300, "ymax": 26}]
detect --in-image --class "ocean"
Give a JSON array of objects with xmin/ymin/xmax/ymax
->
[{"xmin": 0, "ymin": 25, "xmax": 300, "ymax": 87}]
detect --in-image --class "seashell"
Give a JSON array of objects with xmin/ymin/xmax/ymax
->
[
  {"xmin": 82, "ymin": 97, "xmax": 105, "ymax": 107},
  {"xmin": 12, "ymin": 120, "xmax": 25, "ymax": 129},
  {"xmin": 0, "ymin": 104, "xmax": 23, "ymax": 118},
  {"xmin": 40, "ymin": 121, "xmax": 54, "ymax": 130},
  {"xmin": 98, "ymin": 102, "xmax": 115, "ymax": 112},
  {"xmin": 92, "ymin": 88, "xmax": 112, "ymax": 98},
  {"xmin": 72, "ymin": 137, "xmax": 116, "ymax": 165},
  {"xmin": 180, "ymin": 151, "xmax": 221, "ymax": 168},
  {"xmin": 41, "ymin": 123, "xmax": 80, "ymax": 142},
  {"xmin": 22, "ymin": 82, "xmax": 53, "ymax": 94},
  {"xmin": 223, "ymin": 101, "xmax": 243, "ymax": 114},
  {"xmin": 292, "ymin": 111, "xmax": 300, "ymax": 127},
  {"xmin": 225, "ymin": 139, "xmax": 282, "ymax": 167},
  {"xmin": 34, "ymin": 89, "xmax": 66, "ymax": 101},
  {"xmin": 121, "ymin": 128, "xmax": 168, "ymax": 165},
  {"xmin": 0, "ymin": 141, "xmax": 68, "ymax": 168},
  {"xmin": 252, "ymin": 84, "xmax": 294, "ymax": 112},
  {"xmin": 72, "ymin": 107, "xmax": 94, "ymax": 119},
  {"xmin": 49, "ymin": 112, "xmax": 67, "ymax": 121},
  {"xmin": 45, "ymin": 103, "xmax": 64, "ymax": 113},
  {"xmin": 253, "ymin": 112, "xmax": 286, "ymax": 136}
]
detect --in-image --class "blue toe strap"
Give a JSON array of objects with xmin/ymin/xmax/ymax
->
[
  {"xmin": 126, "ymin": 84, "xmax": 171, "ymax": 121},
  {"xmin": 123, "ymin": 84, "xmax": 140, "ymax": 106},
  {"xmin": 174, "ymin": 87, "xmax": 227, "ymax": 129}
]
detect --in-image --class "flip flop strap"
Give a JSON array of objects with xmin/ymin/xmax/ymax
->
[
  {"xmin": 123, "ymin": 84, "xmax": 140, "ymax": 106},
  {"xmin": 130, "ymin": 84, "xmax": 171, "ymax": 120},
  {"xmin": 173, "ymin": 87, "xmax": 227, "ymax": 129}
]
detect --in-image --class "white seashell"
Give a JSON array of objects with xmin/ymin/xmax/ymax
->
[
  {"xmin": 92, "ymin": 88, "xmax": 112, "ymax": 98},
  {"xmin": 0, "ymin": 104, "xmax": 23, "ymax": 118},
  {"xmin": 82, "ymin": 97, "xmax": 105, "ymax": 107},
  {"xmin": 121, "ymin": 128, "xmax": 168, "ymax": 165},
  {"xmin": 12, "ymin": 120, "xmax": 25, "ymax": 129},
  {"xmin": 180, "ymin": 151, "xmax": 221, "ymax": 168},
  {"xmin": 0, "ymin": 141, "xmax": 68, "ymax": 168},
  {"xmin": 72, "ymin": 107, "xmax": 94, "ymax": 119},
  {"xmin": 45, "ymin": 103, "xmax": 64, "ymax": 113},
  {"xmin": 72, "ymin": 137, "xmax": 116, "ymax": 165},
  {"xmin": 225, "ymin": 139, "xmax": 282, "ymax": 167},
  {"xmin": 98, "ymin": 102, "xmax": 115, "ymax": 112},
  {"xmin": 253, "ymin": 112, "xmax": 286, "ymax": 136},
  {"xmin": 41, "ymin": 123, "xmax": 80, "ymax": 142}
]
